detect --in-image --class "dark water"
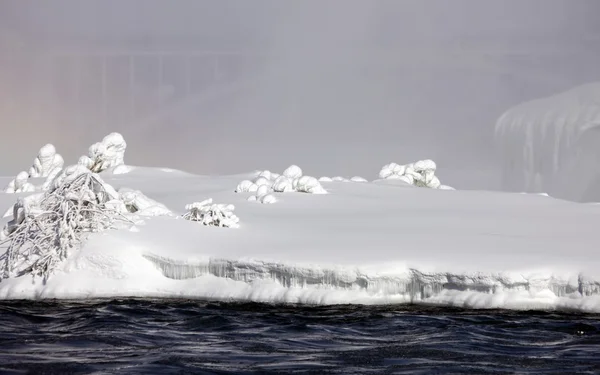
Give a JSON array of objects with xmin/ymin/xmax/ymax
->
[{"xmin": 0, "ymin": 300, "xmax": 599, "ymax": 374}]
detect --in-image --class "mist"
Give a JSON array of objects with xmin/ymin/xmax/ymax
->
[{"xmin": 1, "ymin": 0, "xmax": 599, "ymax": 188}]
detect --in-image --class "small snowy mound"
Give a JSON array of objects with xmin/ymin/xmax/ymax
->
[
  {"xmin": 118, "ymin": 188, "xmax": 172, "ymax": 217},
  {"xmin": 4, "ymin": 171, "xmax": 35, "ymax": 193},
  {"xmin": 182, "ymin": 199, "xmax": 240, "ymax": 228},
  {"xmin": 318, "ymin": 177, "xmax": 333, "ymax": 182},
  {"xmin": 379, "ymin": 160, "xmax": 451, "ymax": 189},
  {"xmin": 236, "ymin": 165, "xmax": 327, "ymax": 196},
  {"xmin": 332, "ymin": 176, "xmax": 350, "ymax": 182},
  {"xmin": 350, "ymin": 176, "xmax": 368, "ymax": 183},
  {"xmin": 78, "ymin": 132, "xmax": 127, "ymax": 173},
  {"xmin": 28, "ymin": 144, "xmax": 64, "ymax": 178},
  {"xmin": 0, "ymin": 167, "xmax": 131, "ymax": 280}
]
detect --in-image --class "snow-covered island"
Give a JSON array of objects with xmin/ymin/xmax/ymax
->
[{"xmin": 0, "ymin": 131, "xmax": 599, "ymax": 312}]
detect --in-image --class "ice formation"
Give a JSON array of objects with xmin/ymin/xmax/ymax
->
[
  {"xmin": 28, "ymin": 144, "xmax": 64, "ymax": 178},
  {"xmin": 0, "ymin": 167, "xmax": 130, "ymax": 280},
  {"xmin": 4, "ymin": 171, "xmax": 35, "ymax": 193},
  {"xmin": 182, "ymin": 199, "xmax": 240, "ymax": 228},
  {"xmin": 379, "ymin": 160, "xmax": 447, "ymax": 189},
  {"xmin": 235, "ymin": 165, "xmax": 327, "ymax": 195},
  {"xmin": 78, "ymin": 132, "xmax": 127, "ymax": 173},
  {"xmin": 495, "ymin": 82, "xmax": 600, "ymax": 202}
]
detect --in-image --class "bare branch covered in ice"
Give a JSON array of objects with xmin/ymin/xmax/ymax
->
[
  {"xmin": 0, "ymin": 168, "xmax": 133, "ymax": 281},
  {"xmin": 182, "ymin": 199, "xmax": 240, "ymax": 228}
]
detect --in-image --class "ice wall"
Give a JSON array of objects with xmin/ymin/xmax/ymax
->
[{"xmin": 495, "ymin": 82, "xmax": 600, "ymax": 202}]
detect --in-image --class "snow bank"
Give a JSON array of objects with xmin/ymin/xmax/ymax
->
[
  {"xmin": 78, "ymin": 132, "xmax": 127, "ymax": 173},
  {"xmin": 495, "ymin": 82, "xmax": 600, "ymax": 202},
  {"xmin": 182, "ymin": 199, "xmax": 240, "ymax": 228},
  {"xmin": 379, "ymin": 160, "xmax": 451, "ymax": 189},
  {"xmin": 236, "ymin": 165, "xmax": 327, "ymax": 196}
]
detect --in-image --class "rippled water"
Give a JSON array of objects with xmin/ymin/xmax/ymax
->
[{"xmin": 0, "ymin": 300, "xmax": 599, "ymax": 374}]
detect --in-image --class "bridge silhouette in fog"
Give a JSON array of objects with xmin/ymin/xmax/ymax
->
[{"xmin": 43, "ymin": 48, "xmax": 264, "ymax": 138}]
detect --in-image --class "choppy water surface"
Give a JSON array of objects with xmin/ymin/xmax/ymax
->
[{"xmin": 0, "ymin": 299, "xmax": 599, "ymax": 374}]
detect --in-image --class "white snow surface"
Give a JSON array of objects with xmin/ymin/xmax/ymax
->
[
  {"xmin": 0, "ymin": 167, "xmax": 599, "ymax": 311},
  {"xmin": 495, "ymin": 82, "xmax": 600, "ymax": 202}
]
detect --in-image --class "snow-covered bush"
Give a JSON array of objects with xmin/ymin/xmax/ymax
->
[
  {"xmin": 378, "ymin": 160, "xmax": 452, "ymax": 189},
  {"xmin": 350, "ymin": 176, "xmax": 368, "ymax": 183},
  {"xmin": 28, "ymin": 144, "xmax": 64, "ymax": 178},
  {"xmin": 236, "ymin": 179, "xmax": 258, "ymax": 193},
  {"xmin": 235, "ymin": 165, "xmax": 327, "ymax": 196},
  {"xmin": 318, "ymin": 176, "xmax": 333, "ymax": 182},
  {"xmin": 319, "ymin": 176, "xmax": 367, "ymax": 183},
  {"xmin": 0, "ymin": 167, "xmax": 132, "ymax": 281},
  {"xmin": 182, "ymin": 199, "xmax": 239, "ymax": 228},
  {"xmin": 78, "ymin": 132, "xmax": 127, "ymax": 173},
  {"xmin": 4, "ymin": 171, "xmax": 35, "ymax": 193},
  {"xmin": 296, "ymin": 176, "xmax": 327, "ymax": 194},
  {"xmin": 118, "ymin": 188, "xmax": 172, "ymax": 217}
]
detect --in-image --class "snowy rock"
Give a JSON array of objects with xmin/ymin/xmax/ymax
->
[
  {"xmin": 183, "ymin": 199, "xmax": 239, "ymax": 228},
  {"xmin": 28, "ymin": 144, "xmax": 64, "ymax": 178}
]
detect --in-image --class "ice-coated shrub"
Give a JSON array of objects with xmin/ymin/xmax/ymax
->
[
  {"xmin": 182, "ymin": 199, "xmax": 240, "ymax": 228},
  {"xmin": 378, "ymin": 159, "xmax": 452, "ymax": 190},
  {"xmin": 79, "ymin": 132, "xmax": 127, "ymax": 173},
  {"xmin": 4, "ymin": 171, "xmax": 36, "ymax": 193},
  {"xmin": 118, "ymin": 188, "xmax": 172, "ymax": 217},
  {"xmin": 28, "ymin": 144, "xmax": 64, "ymax": 178},
  {"xmin": 272, "ymin": 176, "xmax": 294, "ymax": 192},
  {"xmin": 0, "ymin": 167, "xmax": 132, "ymax": 281},
  {"xmin": 236, "ymin": 180, "xmax": 258, "ymax": 193},
  {"xmin": 235, "ymin": 165, "xmax": 327, "ymax": 196},
  {"xmin": 296, "ymin": 176, "xmax": 327, "ymax": 194},
  {"xmin": 283, "ymin": 165, "xmax": 302, "ymax": 179}
]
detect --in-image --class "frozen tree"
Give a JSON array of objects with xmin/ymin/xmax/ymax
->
[
  {"xmin": 0, "ymin": 167, "xmax": 132, "ymax": 281},
  {"xmin": 4, "ymin": 171, "xmax": 36, "ymax": 193},
  {"xmin": 28, "ymin": 144, "xmax": 64, "ymax": 178},
  {"xmin": 79, "ymin": 132, "xmax": 127, "ymax": 173},
  {"xmin": 182, "ymin": 199, "xmax": 240, "ymax": 228}
]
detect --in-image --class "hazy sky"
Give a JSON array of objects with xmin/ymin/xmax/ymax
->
[{"xmin": 1, "ymin": 0, "xmax": 599, "ymax": 187}]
